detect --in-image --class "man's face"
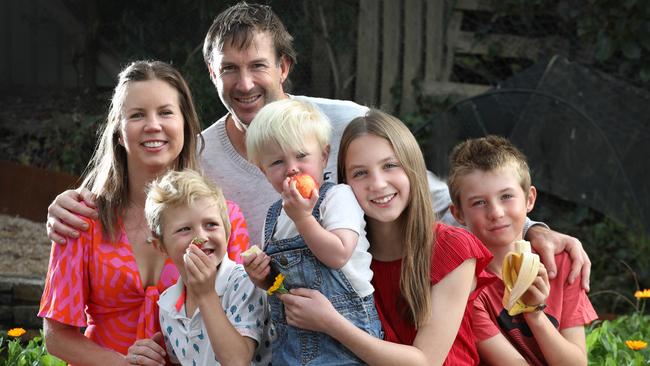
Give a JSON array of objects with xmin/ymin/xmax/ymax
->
[{"xmin": 209, "ymin": 31, "xmax": 290, "ymax": 127}]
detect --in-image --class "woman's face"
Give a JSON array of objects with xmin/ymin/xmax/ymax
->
[
  {"xmin": 118, "ymin": 79, "xmax": 185, "ymax": 175},
  {"xmin": 343, "ymin": 134, "xmax": 411, "ymax": 225}
]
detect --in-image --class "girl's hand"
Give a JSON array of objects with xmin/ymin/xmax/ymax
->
[
  {"xmin": 184, "ymin": 243, "xmax": 219, "ymax": 298},
  {"xmin": 280, "ymin": 288, "xmax": 339, "ymax": 333},
  {"xmin": 126, "ymin": 332, "xmax": 166, "ymax": 366},
  {"xmin": 521, "ymin": 263, "xmax": 550, "ymax": 307},
  {"xmin": 281, "ymin": 177, "xmax": 318, "ymax": 224},
  {"xmin": 242, "ymin": 251, "xmax": 272, "ymax": 289}
]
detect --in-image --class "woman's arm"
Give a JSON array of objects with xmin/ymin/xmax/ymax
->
[
  {"xmin": 281, "ymin": 258, "xmax": 477, "ymax": 366},
  {"xmin": 43, "ymin": 318, "xmax": 127, "ymax": 366}
]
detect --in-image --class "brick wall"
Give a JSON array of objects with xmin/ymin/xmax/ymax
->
[{"xmin": 0, "ymin": 275, "xmax": 44, "ymax": 330}]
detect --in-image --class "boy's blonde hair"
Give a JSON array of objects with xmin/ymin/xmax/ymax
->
[
  {"xmin": 338, "ymin": 109, "xmax": 434, "ymax": 328},
  {"xmin": 448, "ymin": 135, "xmax": 531, "ymax": 209},
  {"xmin": 145, "ymin": 169, "xmax": 231, "ymax": 242},
  {"xmin": 246, "ymin": 99, "xmax": 331, "ymax": 167}
]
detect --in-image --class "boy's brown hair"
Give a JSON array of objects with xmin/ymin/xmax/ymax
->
[{"xmin": 448, "ymin": 135, "xmax": 531, "ymax": 209}]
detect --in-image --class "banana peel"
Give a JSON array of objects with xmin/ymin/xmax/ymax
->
[{"xmin": 502, "ymin": 240, "xmax": 541, "ymax": 316}]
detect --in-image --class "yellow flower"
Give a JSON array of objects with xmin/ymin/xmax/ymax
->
[
  {"xmin": 634, "ymin": 289, "xmax": 650, "ymax": 299},
  {"xmin": 267, "ymin": 273, "xmax": 288, "ymax": 296},
  {"xmin": 7, "ymin": 328, "xmax": 26, "ymax": 337},
  {"xmin": 626, "ymin": 340, "xmax": 648, "ymax": 351}
]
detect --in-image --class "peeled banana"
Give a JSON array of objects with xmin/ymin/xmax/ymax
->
[{"xmin": 501, "ymin": 240, "xmax": 541, "ymax": 316}]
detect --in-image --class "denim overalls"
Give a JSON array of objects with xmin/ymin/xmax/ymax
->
[{"xmin": 263, "ymin": 182, "xmax": 382, "ymax": 365}]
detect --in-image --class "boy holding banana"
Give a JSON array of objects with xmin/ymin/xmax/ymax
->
[{"xmin": 447, "ymin": 135, "xmax": 597, "ymax": 366}]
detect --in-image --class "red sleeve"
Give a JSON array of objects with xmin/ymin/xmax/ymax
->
[
  {"xmin": 38, "ymin": 216, "xmax": 92, "ymax": 327},
  {"xmin": 472, "ymin": 291, "xmax": 501, "ymax": 342},
  {"xmin": 430, "ymin": 223, "xmax": 493, "ymax": 288},
  {"xmin": 226, "ymin": 200, "xmax": 250, "ymax": 264}
]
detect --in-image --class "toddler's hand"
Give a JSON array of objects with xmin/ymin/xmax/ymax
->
[
  {"xmin": 242, "ymin": 250, "xmax": 271, "ymax": 289},
  {"xmin": 281, "ymin": 177, "xmax": 318, "ymax": 223},
  {"xmin": 521, "ymin": 263, "xmax": 550, "ymax": 307}
]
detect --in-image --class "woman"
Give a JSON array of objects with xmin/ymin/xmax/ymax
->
[{"xmin": 38, "ymin": 60, "xmax": 249, "ymax": 365}]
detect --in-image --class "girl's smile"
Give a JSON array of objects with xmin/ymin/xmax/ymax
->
[{"xmin": 344, "ymin": 134, "xmax": 410, "ymax": 226}]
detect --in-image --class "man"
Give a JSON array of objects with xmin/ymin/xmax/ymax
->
[{"xmin": 46, "ymin": 2, "xmax": 590, "ymax": 289}]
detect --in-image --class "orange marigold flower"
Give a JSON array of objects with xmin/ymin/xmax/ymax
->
[
  {"xmin": 634, "ymin": 289, "xmax": 650, "ymax": 299},
  {"xmin": 267, "ymin": 273, "xmax": 288, "ymax": 296},
  {"xmin": 626, "ymin": 340, "xmax": 648, "ymax": 351},
  {"xmin": 7, "ymin": 328, "xmax": 26, "ymax": 337}
]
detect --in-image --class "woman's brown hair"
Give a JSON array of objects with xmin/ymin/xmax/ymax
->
[{"xmin": 81, "ymin": 60, "xmax": 204, "ymax": 240}]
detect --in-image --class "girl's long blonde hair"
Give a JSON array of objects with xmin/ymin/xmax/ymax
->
[
  {"xmin": 81, "ymin": 60, "xmax": 203, "ymax": 240},
  {"xmin": 338, "ymin": 109, "xmax": 435, "ymax": 328}
]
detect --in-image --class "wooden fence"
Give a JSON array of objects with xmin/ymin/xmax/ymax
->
[{"xmin": 353, "ymin": 0, "xmax": 569, "ymax": 115}]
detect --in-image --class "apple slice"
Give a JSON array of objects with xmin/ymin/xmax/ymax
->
[{"xmin": 241, "ymin": 245, "xmax": 263, "ymax": 258}]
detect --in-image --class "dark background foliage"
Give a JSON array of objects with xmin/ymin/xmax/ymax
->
[{"xmin": 1, "ymin": 0, "xmax": 648, "ymax": 315}]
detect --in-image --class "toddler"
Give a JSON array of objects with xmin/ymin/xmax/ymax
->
[{"xmin": 243, "ymin": 99, "xmax": 382, "ymax": 365}]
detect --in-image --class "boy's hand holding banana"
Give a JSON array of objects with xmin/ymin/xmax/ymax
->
[{"xmin": 502, "ymin": 240, "xmax": 549, "ymax": 316}]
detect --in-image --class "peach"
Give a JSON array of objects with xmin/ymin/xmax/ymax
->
[{"xmin": 290, "ymin": 173, "xmax": 318, "ymax": 199}]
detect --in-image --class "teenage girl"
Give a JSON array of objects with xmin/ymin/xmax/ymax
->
[{"xmin": 279, "ymin": 109, "xmax": 494, "ymax": 365}]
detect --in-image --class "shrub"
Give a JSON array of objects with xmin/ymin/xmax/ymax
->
[
  {"xmin": 586, "ymin": 290, "xmax": 650, "ymax": 364},
  {"xmin": 0, "ymin": 329, "xmax": 65, "ymax": 366}
]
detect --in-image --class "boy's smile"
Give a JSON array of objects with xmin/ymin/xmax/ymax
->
[{"xmin": 156, "ymin": 197, "xmax": 228, "ymax": 279}]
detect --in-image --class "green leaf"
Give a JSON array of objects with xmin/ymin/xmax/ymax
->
[
  {"xmin": 586, "ymin": 326, "xmax": 600, "ymax": 350},
  {"xmin": 40, "ymin": 354, "xmax": 67, "ymax": 366},
  {"xmin": 621, "ymin": 40, "xmax": 642, "ymax": 59},
  {"xmin": 595, "ymin": 35, "xmax": 615, "ymax": 61}
]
